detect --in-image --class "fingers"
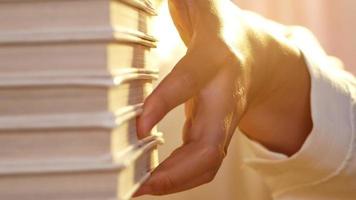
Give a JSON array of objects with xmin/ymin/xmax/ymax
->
[
  {"xmin": 186, "ymin": 63, "xmax": 240, "ymax": 146},
  {"xmin": 134, "ymin": 63, "xmax": 241, "ymax": 197},
  {"xmin": 133, "ymin": 141, "xmax": 225, "ymax": 196},
  {"xmin": 136, "ymin": 53, "xmax": 200, "ymax": 139},
  {"xmin": 137, "ymin": 0, "xmax": 239, "ymax": 139},
  {"xmin": 134, "ymin": 100, "xmax": 234, "ymax": 196},
  {"xmin": 137, "ymin": 42, "xmax": 228, "ymax": 139}
]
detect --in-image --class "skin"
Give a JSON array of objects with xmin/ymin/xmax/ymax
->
[{"xmin": 134, "ymin": 0, "xmax": 313, "ymax": 196}]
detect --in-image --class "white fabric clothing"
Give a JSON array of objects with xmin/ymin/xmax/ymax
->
[{"xmin": 242, "ymin": 28, "xmax": 356, "ymax": 200}]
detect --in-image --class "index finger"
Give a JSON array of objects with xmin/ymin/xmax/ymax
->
[{"xmin": 136, "ymin": 43, "xmax": 226, "ymax": 139}]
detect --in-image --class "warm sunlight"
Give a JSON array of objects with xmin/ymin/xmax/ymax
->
[
  {"xmin": 1, "ymin": 0, "xmax": 355, "ymax": 200},
  {"xmin": 151, "ymin": 0, "xmax": 184, "ymax": 62}
]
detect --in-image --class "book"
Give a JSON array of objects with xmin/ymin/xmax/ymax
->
[
  {"xmin": 0, "ymin": 138, "xmax": 162, "ymax": 200},
  {"xmin": 0, "ymin": 104, "xmax": 162, "ymax": 165},
  {"xmin": 0, "ymin": 0, "xmax": 157, "ymax": 44},
  {"xmin": 0, "ymin": 0, "xmax": 163, "ymax": 199},
  {"xmin": 0, "ymin": 39, "xmax": 156, "ymax": 77},
  {"xmin": 0, "ymin": 70, "xmax": 157, "ymax": 116}
]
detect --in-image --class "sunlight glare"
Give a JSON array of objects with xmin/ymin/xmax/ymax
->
[{"xmin": 152, "ymin": 0, "xmax": 183, "ymax": 62}]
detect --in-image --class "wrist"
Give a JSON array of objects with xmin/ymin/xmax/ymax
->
[{"xmin": 239, "ymin": 34, "xmax": 313, "ymax": 156}]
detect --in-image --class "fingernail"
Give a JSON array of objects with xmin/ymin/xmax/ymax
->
[{"xmin": 133, "ymin": 185, "xmax": 152, "ymax": 197}]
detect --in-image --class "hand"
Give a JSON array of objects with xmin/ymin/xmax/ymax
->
[{"xmin": 135, "ymin": 0, "xmax": 312, "ymax": 196}]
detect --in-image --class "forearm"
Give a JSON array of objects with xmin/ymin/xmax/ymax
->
[
  {"xmin": 239, "ymin": 49, "xmax": 312, "ymax": 156},
  {"xmin": 242, "ymin": 30, "xmax": 356, "ymax": 198},
  {"xmin": 237, "ymin": 11, "xmax": 313, "ymax": 156}
]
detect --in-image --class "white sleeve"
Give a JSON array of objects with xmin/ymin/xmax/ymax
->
[{"xmin": 241, "ymin": 29, "xmax": 356, "ymax": 200}]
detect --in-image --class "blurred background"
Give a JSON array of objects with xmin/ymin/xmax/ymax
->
[{"xmin": 135, "ymin": 0, "xmax": 356, "ymax": 199}]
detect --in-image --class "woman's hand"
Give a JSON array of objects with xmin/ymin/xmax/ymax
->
[{"xmin": 135, "ymin": 0, "xmax": 312, "ymax": 196}]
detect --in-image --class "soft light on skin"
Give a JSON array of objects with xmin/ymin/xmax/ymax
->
[{"xmin": 220, "ymin": 0, "xmax": 242, "ymax": 47}]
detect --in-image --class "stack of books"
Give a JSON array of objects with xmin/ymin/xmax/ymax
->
[{"xmin": 0, "ymin": 0, "xmax": 163, "ymax": 199}]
